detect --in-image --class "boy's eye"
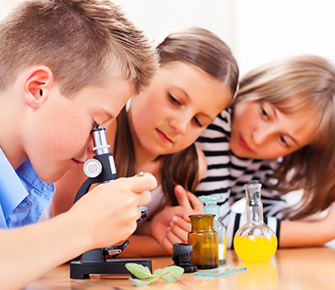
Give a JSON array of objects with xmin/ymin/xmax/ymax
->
[
  {"xmin": 169, "ymin": 94, "xmax": 181, "ymax": 105},
  {"xmin": 194, "ymin": 116, "xmax": 203, "ymax": 128},
  {"xmin": 92, "ymin": 121, "xmax": 99, "ymax": 130},
  {"xmin": 279, "ymin": 135, "xmax": 289, "ymax": 148}
]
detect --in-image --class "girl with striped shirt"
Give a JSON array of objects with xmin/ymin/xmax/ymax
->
[{"xmin": 195, "ymin": 55, "xmax": 335, "ymax": 249}]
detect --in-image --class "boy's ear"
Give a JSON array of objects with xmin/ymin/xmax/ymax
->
[{"xmin": 23, "ymin": 66, "xmax": 54, "ymax": 109}]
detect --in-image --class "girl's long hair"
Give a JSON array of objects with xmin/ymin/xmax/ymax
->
[
  {"xmin": 115, "ymin": 27, "xmax": 239, "ymax": 205},
  {"xmin": 235, "ymin": 55, "xmax": 335, "ymax": 219}
]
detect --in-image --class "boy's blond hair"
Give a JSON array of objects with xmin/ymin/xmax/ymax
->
[{"xmin": 0, "ymin": 0, "xmax": 158, "ymax": 96}]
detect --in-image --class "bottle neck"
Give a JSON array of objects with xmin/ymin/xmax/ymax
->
[
  {"xmin": 190, "ymin": 215, "xmax": 215, "ymax": 231},
  {"xmin": 192, "ymin": 224, "xmax": 214, "ymax": 232},
  {"xmin": 245, "ymin": 183, "xmax": 263, "ymax": 223},
  {"xmin": 203, "ymin": 205, "xmax": 220, "ymax": 219}
]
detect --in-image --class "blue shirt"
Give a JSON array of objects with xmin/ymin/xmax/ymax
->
[{"xmin": 0, "ymin": 148, "xmax": 55, "ymax": 228}]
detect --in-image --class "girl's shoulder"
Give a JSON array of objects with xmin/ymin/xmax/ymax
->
[
  {"xmin": 195, "ymin": 146, "xmax": 207, "ymax": 181},
  {"xmin": 216, "ymin": 107, "xmax": 232, "ymax": 124},
  {"xmin": 197, "ymin": 108, "xmax": 231, "ymax": 143},
  {"xmin": 206, "ymin": 108, "xmax": 231, "ymax": 135}
]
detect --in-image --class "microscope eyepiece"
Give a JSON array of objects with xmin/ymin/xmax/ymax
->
[{"xmin": 91, "ymin": 128, "xmax": 110, "ymax": 155}]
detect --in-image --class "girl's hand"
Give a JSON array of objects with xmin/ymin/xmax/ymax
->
[
  {"xmin": 173, "ymin": 184, "xmax": 204, "ymax": 218},
  {"xmin": 280, "ymin": 202, "xmax": 335, "ymax": 248},
  {"xmin": 151, "ymin": 185, "xmax": 204, "ymax": 253},
  {"xmin": 150, "ymin": 206, "xmax": 188, "ymax": 253}
]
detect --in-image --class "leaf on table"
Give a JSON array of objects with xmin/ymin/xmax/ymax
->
[
  {"xmin": 128, "ymin": 278, "xmax": 151, "ymax": 287},
  {"xmin": 125, "ymin": 263, "xmax": 152, "ymax": 279},
  {"xmin": 126, "ymin": 262, "xmax": 185, "ymax": 287},
  {"xmin": 148, "ymin": 275, "xmax": 160, "ymax": 283},
  {"xmin": 153, "ymin": 268, "xmax": 163, "ymax": 275},
  {"xmin": 161, "ymin": 266, "xmax": 184, "ymax": 283}
]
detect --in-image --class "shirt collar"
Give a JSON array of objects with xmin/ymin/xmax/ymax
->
[{"xmin": 0, "ymin": 148, "xmax": 28, "ymax": 219}]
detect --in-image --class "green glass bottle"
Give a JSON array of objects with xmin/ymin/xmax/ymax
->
[
  {"xmin": 199, "ymin": 196, "xmax": 227, "ymax": 264},
  {"xmin": 188, "ymin": 214, "xmax": 218, "ymax": 269}
]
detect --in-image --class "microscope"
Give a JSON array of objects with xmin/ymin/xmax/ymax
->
[{"xmin": 70, "ymin": 127, "xmax": 152, "ymax": 279}]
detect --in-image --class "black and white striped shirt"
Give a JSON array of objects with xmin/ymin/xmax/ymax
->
[{"xmin": 195, "ymin": 108, "xmax": 286, "ymax": 249}]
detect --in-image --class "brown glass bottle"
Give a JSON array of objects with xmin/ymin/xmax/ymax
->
[{"xmin": 188, "ymin": 214, "xmax": 218, "ymax": 269}]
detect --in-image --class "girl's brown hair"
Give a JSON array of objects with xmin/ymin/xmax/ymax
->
[
  {"xmin": 235, "ymin": 55, "xmax": 335, "ymax": 219},
  {"xmin": 115, "ymin": 27, "xmax": 239, "ymax": 205}
]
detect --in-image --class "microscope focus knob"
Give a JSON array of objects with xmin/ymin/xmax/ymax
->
[{"xmin": 83, "ymin": 159, "xmax": 102, "ymax": 178}]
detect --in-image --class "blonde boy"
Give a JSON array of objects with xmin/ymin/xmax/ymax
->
[{"xmin": 0, "ymin": 0, "xmax": 158, "ymax": 289}]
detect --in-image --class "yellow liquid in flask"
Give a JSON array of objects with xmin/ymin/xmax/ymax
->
[{"xmin": 234, "ymin": 236, "xmax": 277, "ymax": 262}]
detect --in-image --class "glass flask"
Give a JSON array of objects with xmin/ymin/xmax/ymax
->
[
  {"xmin": 199, "ymin": 196, "xmax": 227, "ymax": 264},
  {"xmin": 233, "ymin": 181, "xmax": 278, "ymax": 262},
  {"xmin": 188, "ymin": 214, "xmax": 218, "ymax": 269}
]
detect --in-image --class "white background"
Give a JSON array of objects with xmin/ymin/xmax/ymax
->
[{"xmin": 1, "ymin": 0, "xmax": 334, "ymax": 77}]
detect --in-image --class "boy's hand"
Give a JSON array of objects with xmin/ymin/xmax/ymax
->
[{"xmin": 68, "ymin": 172, "xmax": 156, "ymax": 250}]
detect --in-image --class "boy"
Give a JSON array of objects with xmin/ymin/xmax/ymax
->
[{"xmin": 0, "ymin": 0, "xmax": 158, "ymax": 289}]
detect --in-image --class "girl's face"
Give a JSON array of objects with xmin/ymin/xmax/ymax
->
[
  {"xmin": 129, "ymin": 61, "xmax": 231, "ymax": 158},
  {"xmin": 230, "ymin": 100, "xmax": 318, "ymax": 159}
]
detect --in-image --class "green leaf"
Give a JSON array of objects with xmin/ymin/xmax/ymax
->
[
  {"xmin": 148, "ymin": 275, "xmax": 160, "ymax": 283},
  {"xmin": 126, "ymin": 263, "xmax": 185, "ymax": 286},
  {"xmin": 128, "ymin": 278, "xmax": 151, "ymax": 287},
  {"xmin": 125, "ymin": 263, "xmax": 152, "ymax": 279},
  {"xmin": 153, "ymin": 268, "xmax": 163, "ymax": 275},
  {"xmin": 161, "ymin": 266, "xmax": 184, "ymax": 283}
]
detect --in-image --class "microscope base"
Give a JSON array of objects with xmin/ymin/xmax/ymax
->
[{"xmin": 70, "ymin": 258, "xmax": 152, "ymax": 279}]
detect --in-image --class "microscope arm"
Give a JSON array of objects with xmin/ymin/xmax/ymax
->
[{"xmin": 73, "ymin": 177, "xmax": 99, "ymax": 204}]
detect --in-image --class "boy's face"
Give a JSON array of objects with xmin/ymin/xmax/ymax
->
[
  {"xmin": 230, "ymin": 100, "xmax": 318, "ymax": 159},
  {"xmin": 24, "ymin": 76, "xmax": 133, "ymax": 183},
  {"xmin": 129, "ymin": 61, "xmax": 231, "ymax": 157}
]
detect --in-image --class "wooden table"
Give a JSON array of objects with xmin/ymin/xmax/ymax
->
[{"xmin": 26, "ymin": 247, "xmax": 335, "ymax": 289}]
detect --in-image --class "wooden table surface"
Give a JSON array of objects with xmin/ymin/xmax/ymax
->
[{"xmin": 26, "ymin": 246, "xmax": 335, "ymax": 290}]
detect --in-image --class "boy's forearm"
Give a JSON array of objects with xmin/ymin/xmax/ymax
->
[
  {"xmin": 279, "ymin": 220, "xmax": 333, "ymax": 248},
  {"xmin": 117, "ymin": 235, "xmax": 170, "ymax": 258},
  {"xmin": 0, "ymin": 213, "xmax": 86, "ymax": 290}
]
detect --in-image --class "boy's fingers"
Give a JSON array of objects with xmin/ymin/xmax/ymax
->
[
  {"xmin": 174, "ymin": 185, "xmax": 193, "ymax": 210},
  {"xmin": 137, "ymin": 190, "xmax": 151, "ymax": 206},
  {"xmin": 127, "ymin": 172, "xmax": 157, "ymax": 192}
]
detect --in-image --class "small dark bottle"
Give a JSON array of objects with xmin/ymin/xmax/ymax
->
[{"xmin": 172, "ymin": 243, "xmax": 197, "ymax": 273}]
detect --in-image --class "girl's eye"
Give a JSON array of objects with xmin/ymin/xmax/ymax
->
[
  {"xmin": 169, "ymin": 94, "xmax": 181, "ymax": 105},
  {"xmin": 261, "ymin": 107, "xmax": 269, "ymax": 119},
  {"xmin": 194, "ymin": 116, "xmax": 203, "ymax": 128},
  {"xmin": 279, "ymin": 135, "xmax": 289, "ymax": 148}
]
